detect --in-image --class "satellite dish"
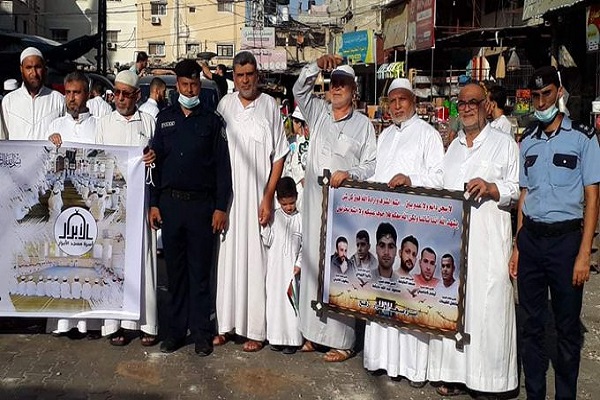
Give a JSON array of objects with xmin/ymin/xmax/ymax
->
[{"xmin": 196, "ymin": 51, "xmax": 217, "ymax": 61}]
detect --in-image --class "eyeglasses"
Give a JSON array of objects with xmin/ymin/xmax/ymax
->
[
  {"xmin": 457, "ymin": 98, "xmax": 485, "ymax": 110},
  {"xmin": 113, "ymin": 88, "xmax": 138, "ymax": 99}
]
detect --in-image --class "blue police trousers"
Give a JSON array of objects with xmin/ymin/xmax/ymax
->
[
  {"xmin": 160, "ymin": 194, "xmax": 217, "ymax": 343},
  {"xmin": 517, "ymin": 227, "xmax": 584, "ymax": 400}
]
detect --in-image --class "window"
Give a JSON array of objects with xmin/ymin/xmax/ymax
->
[
  {"xmin": 107, "ymin": 30, "xmax": 119, "ymax": 43},
  {"xmin": 148, "ymin": 42, "xmax": 165, "ymax": 57},
  {"xmin": 217, "ymin": 44, "xmax": 234, "ymax": 58},
  {"xmin": 186, "ymin": 43, "xmax": 200, "ymax": 55},
  {"xmin": 51, "ymin": 29, "xmax": 68, "ymax": 42},
  {"xmin": 189, "ymin": 6, "xmax": 195, "ymax": 13},
  {"xmin": 151, "ymin": 1, "xmax": 167, "ymax": 16},
  {"xmin": 217, "ymin": 0, "xmax": 233, "ymax": 13}
]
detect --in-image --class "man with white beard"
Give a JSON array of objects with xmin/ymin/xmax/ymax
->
[
  {"xmin": 96, "ymin": 70, "xmax": 158, "ymax": 347},
  {"xmin": 363, "ymin": 78, "xmax": 444, "ymax": 385}
]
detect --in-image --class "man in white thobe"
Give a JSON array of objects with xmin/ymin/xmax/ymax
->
[
  {"xmin": 96, "ymin": 70, "xmax": 158, "ymax": 347},
  {"xmin": 46, "ymin": 72, "xmax": 102, "ymax": 339},
  {"xmin": 138, "ymin": 77, "xmax": 166, "ymax": 120},
  {"xmin": 428, "ymin": 83, "xmax": 519, "ymax": 396},
  {"xmin": 215, "ymin": 51, "xmax": 288, "ymax": 352},
  {"xmin": 293, "ymin": 54, "xmax": 376, "ymax": 362},
  {"xmin": 1, "ymin": 47, "xmax": 64, "ymax": 140},
  {"xmin": 86, "ymin": 82, "xmax": 112, "ymax": 118},
  {"xmin": 363, "ymin": 78, "xmax": 444, "ymax": 384}
]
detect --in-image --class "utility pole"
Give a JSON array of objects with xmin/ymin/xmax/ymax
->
[
  {"xmin": 175, "ymin": 0, "xmax": 180, "ymax": 59},
  {"xmin": 97, "ymin": 0, "xmax": 107, "ymax": 74}
]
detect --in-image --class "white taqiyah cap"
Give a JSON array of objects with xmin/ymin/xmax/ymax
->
[
  {"xmin": 105, "ymin": 89, "xmax": 114, "ymax": 95},
  {"xmin": 114, "ymin": 70, "xmax": 139, "ymax": 89},
  {"xmin": 3, "ymin": 79, "xmax": 18, "ymax": 91},
  {"xmin": 291, "ymin": 108, "xmax": 305, "ymax": 121},
  {"xmin": 20, "ymin": 47, "xmax": 44, "ymax": 65},
  {"xmin": 387, "ymin": 78, "xmax": 413, "ymax": 95},
  {"xmin": 331, "ymin": 64, "xmax": 355, "ymax": 79}
]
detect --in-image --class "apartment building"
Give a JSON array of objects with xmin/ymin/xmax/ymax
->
[{"xmin": 136, "ymin": 0, "xmax": 245, "ymax": 66}]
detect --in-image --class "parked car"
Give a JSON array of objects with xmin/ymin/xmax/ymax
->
[{"xmin": 138, "ymin": 75, "xmax": 220, "ymax": 111}]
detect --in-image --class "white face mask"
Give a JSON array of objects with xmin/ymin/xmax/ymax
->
[
  {"xmin": 534, "ymin": 104, "xmax": 559, "ymax": 124},
  {"xmin": 178, "ymin": 93, "xmax": 199, "ymax": 109}
]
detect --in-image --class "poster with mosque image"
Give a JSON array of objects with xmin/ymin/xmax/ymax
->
[
  {"xmin": 0, "ymin": 141, "xmax": 145, "ymax": 320},
  {"xmin": 316, "ymin": 171, "xmax": 471, "ymax": 347}
]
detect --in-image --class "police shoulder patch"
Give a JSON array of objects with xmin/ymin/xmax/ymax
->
[
  {"xmin": 521, "ymin": 122, "xmax": 539, "ymax": 141},
  {"xmin": 573, "ymin": 121, "xmax": 597, "ymax": 139}
]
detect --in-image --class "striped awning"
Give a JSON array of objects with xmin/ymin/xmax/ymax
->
[{"xmin": 523, "ymin": 0, "xmax": 586, "ymax": 20}]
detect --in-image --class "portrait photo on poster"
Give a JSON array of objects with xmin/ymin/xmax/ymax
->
[{"xmin": 315, "ymin": 170, "xmax": 471, "ymax": 347}]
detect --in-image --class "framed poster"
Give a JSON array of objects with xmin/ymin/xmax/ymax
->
[{"xmin": 315, "ymin": 171, "xmax": 471, "ymax": 347}]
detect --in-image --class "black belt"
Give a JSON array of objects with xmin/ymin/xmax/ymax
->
[
  {"xmin": 167, "ymin": 188, "xmax": 210, "ymax": 201},
  {"xmin": 523, "ymin": 216, "xmax": 582, "ymax": 237}
]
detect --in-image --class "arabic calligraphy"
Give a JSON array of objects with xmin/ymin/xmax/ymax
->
[{"xmin": 0, "ymin": 152, "xmax": 22, "ymax": 168}]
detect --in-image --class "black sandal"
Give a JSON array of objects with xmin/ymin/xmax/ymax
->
[{"xmin": 108, "ymin": 328, "xmax": 132, "ymax": 347}]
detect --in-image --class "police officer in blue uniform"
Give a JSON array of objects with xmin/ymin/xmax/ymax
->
[
  {"xmin": 510, "ymin": 66, "xmax": 600, "ymax": 399},
  {"xmin": 149, "ymin": 59, "xmax": 232, "ymax": 356}
]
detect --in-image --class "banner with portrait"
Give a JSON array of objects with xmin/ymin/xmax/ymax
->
[
  {"xmin": 315, "ymin": 173, "xmax": 471, "ymax": 346},
  {"xmin": 0, "ymin": 141, "xmax": 145, "ymax": 320}
]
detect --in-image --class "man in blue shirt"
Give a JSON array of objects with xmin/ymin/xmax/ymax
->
[
  {"xmin": 510, "ymin": 66, "xmax": 600, "ymax": 400},
  {"xmin": 149, "ymin": 59, "xmax": 232, "ymax": 356}
]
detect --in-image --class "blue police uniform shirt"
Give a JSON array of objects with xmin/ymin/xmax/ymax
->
[
  {"xmin": 520, "ymin": 115, "xmax": 600, "ymax": 223},
  {"xmin": 149, "ymin": 103, "xmax": 232, "ymax": 211}
]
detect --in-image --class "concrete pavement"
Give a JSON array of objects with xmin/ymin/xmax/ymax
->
[{"xmin": 1, "ymin": 259, "xmax": 599, "ymax": 400}]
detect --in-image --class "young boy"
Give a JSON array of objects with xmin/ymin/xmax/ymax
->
[{"xmin": 262, "ymin": 176, "xmax": 303, "ymax": 354}]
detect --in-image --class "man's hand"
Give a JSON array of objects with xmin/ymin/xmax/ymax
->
[
  {"xmin": 48, "ymin": 133, "xmax": 62, "ymax": 148},
  {"xmin": 330, "ymin": 170, "xmax": 350, "ymax": 188},
  {"xmin": 212, "ymin": 210, "xmax": 228, "ymax": 234},
  {"xmin": 388, "ymin": 173, "xmax": 411, "ymax": 188},
  {"xmin": 258, "ymin": 196, "xmax": 273, "ymax": 227},
  {"xmin": 149, "ymin": 206, "xmax": 162, "ymax": 230},
  {"xmin": 466, "ymin": 177, "xmax": 496, "ymax": 202},
  {"xmin": 317, "ymin": 54, "xmax": 343, "ymax": 71},
  {"xmin": 572, "ymin": 251, "xmax": 591, "ymax": 286},
  {"xmin": 143, "ymin": 149, "xmax": 156, "ymax": 166},
  {"xmin": 293, "ymin": 266, "xmax": 301, "ymax": 276},
  {"xmin": 508, "ymin": 245, "xmax": 519, "ymax": 279}
]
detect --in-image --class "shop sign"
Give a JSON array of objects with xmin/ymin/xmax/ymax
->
[
  {"xmin": 241, "ymin": 27, "xmax": 275, "ymax": 50},
  {"xmin": 407, "ymin": 0, "xmax": 435, "ymax": 51},
  {"xmin": 587, "ymin": 5, "xmax": 600, "ymax": 52},
  {"xmin": 247, "ymin": 48, "xmax": 287, "ymax": 71},
  {"xmin": 338, "ymin": 30, "xmax": 374, "ymax": 64}
]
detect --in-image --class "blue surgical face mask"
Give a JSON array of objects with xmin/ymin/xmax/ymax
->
[
  {"xmin": 534, "ymin": 104, "xmax": 559, "ymax": 124},
  {"xmin": 178, "ymin": 93, "xmax": 199, "ymax": 109}
]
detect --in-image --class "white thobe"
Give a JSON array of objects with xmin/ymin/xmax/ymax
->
[
  {"xmin": 427, "ymin": 124, "xmax": 519, "ymax": 392},
  {"xmin": 490, "ymin": 114, "xmax": 513, "ymax": 137},
  {"xmin": 293, "ymin": 62, "xmax": 376, "ymax": 349},
  {"xmin": 1, "ymin": 85, "xmax": 64, "ymax": 140},
  {"xmin": 71, "ymin": 282, "xmax": 82, "ymax": 299},
  {"xmin": 86, "ymin": 96, "xmax": 112, "ymax": 118},
  {"xmin": 138, "ymin": 98, "xmax": 160, "ymax": 120},
  {"xmin": 262, "ymin": 208, "xmax": 303, "ymax": 346},
  {"xmin": 97, "ymin": 109, "xmax": 158, "ymax": 336},
  {"xmin": 81, "ymin": 282, "xmax": 92, "ymax": 300},
  {"xmin": 60, "ymin": 282, "xmax": 71, "ymax": 299},
  {"xmin": 216, "ymin": 92, "xmax": 288, "ymax": 341},
  {"xmin": 364, "ymin": 113, "xmax": 444, "ymax": 380},
  {"xmin": 47, "ymin": 112, "xmax": 97, "ymax": 144}
]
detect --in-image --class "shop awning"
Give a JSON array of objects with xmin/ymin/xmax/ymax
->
[
  {"xmin": 523, "ymin": 0, "xmax": 587, "ymax": 20},
  {"xmin": 435, "ymin": 25, "xmax": 551, "ymax": 49}
]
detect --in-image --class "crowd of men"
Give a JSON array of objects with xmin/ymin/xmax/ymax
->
[{"xmin": 0, "ymin": 45, "xmax": 598, "ymax": 400}]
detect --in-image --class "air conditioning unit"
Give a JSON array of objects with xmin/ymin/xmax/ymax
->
[
  {"xmin": 151, "ymin": 16, "xmax": 161, "ymax": 25},
  {"xmin": 107, "ymin": 42, "xmax": 117, "ymax": 50}
]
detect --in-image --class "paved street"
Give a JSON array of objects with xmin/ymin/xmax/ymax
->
[{"xmin": 1, "ymin": 258, "xmax": 599, "ymax": 400}]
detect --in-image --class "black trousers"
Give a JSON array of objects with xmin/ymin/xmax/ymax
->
[
  {"xmin": 517, "ymin": 226, "xmax": 584, "ymax": 400},
  {"xmin": 160, "ymin": 194, "xmax": 216, "ymax": 343}
]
